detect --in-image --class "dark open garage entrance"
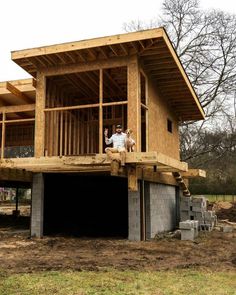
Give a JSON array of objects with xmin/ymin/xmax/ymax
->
[{"xmin": 43, "ymin": 174, "xmax": 128, "ymax": 238}]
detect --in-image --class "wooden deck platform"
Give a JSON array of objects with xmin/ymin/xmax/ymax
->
[
  {"xmin": 0, "ymin": 152, "xmax": 206, "ymax": 191},
  {"xmin": 0, "ymin": 152, "xmax": 188, "ymax": 173}
]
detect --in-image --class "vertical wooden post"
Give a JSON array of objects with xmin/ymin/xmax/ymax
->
[
  {"xmin": 59, "ymin": 111, "xmax": 63, "ymax": 156},
  {"xmin": 127, "ymin": 165, "xmax": 138, "ymax": 191},
  {"xmin": 128, "ymin": 56, "xmax": 141, "ymax": 151},
  {"xmin": 1, "ymin": 112, "xmax": 6, "ymax": 159},
  {"xmin": 99, "ymin": 69, "xmax": 103, "ymax": 153},
  {"xmin": 35, "ymin": 71, "xmax": 46, "ymax": 157}
]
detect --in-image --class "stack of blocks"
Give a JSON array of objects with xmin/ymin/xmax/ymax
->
[
  {"xmin": 180, "ymin": 195, "xmax": 217, "ymax": 234},
  {"xmin": 179, "ymin": 220, "xmax": 199, "ymax": 241}
]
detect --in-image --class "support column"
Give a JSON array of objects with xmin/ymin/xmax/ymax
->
[
  {"xmin": 128, "ymin": 184, "xmax": 141, "ymax": 241},
  {"xmin": 128, "ymin": 55, "xmax": 141, "ymax": 151},
  {"xmin": 31, "ymin": 173, "xmax": 44, "ymax": 237},
  {"xmin": 35, "ymin": 71, "xmax": 46, "ymax": 157}
]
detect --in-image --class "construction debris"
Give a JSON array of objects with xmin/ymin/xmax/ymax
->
[
  {"xmin": 180, "ymin": 196, "xmax": 217, "ymax": 233},
  {"xmin": 179, "ymin": 220, "xmax": 199, "ymax": 241}
]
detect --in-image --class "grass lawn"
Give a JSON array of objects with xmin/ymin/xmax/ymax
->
[
  {"xmin": 193, "ymin": 195, "xmax": 236, "ymax": 203},
  {"xmin": 0, "ymin": 269, "xmax": 235, "ymax": 295}
]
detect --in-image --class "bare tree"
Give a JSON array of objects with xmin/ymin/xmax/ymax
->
[{"xmin": 123, "ymin": 0, "xmax": 236, "ymax": 164}]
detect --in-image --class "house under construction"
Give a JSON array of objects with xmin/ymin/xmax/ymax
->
[{"xmin": 0, "ymin": 28, "xmax": 205, "ymax": 240}]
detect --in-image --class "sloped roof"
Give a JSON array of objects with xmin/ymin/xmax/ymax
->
[{"xmin": 11, "ymin": 28, "xmax": 204, "ymax": 121}]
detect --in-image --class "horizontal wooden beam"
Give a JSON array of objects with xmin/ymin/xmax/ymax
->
[
  {"xmin": 0, "ymin": 104, "xmax": 35, "ymax": 114},
  {"xmin": 0, "ymin": 118, "xmax": 35, "ymax": 124},
  {"xmin": 6, "ymin": 82, "xmax": 33, "ymax": 104},
  {"xmin": 0, "ymin": 78, "xmax": 36, "ymax": 95},
  {"xmin": 181, "ymin": 169, "xmax": 206, "ymax": 178},
  {"xmin": 12, "ymin": 28, "xmax": 163, "ymax": 60},
  {"xmin": 42, "ymin": 56, "xmax": 129, "ymax": 77},
  {"xmin": 44, "ymin": 101, "xmax": 128, "ymax": 112},
  {"xmin": 0, "ymin": 168, "xmax": 32, "ymax": 182},
  {"xmin": 0, "ymin": 152, "xmax": 188, "ymax": 173}
]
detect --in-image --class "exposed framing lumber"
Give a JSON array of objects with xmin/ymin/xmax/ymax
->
[
  {"xmin": 44, "ymin": 101, "xmax": 128, "ymax": 112},
  {"xmin": 128, "ymin": 56, "xmax": 141, "ymax": 151},
  {"xmin": 34, "ymin": 72, "xmax": 46, "ymax": 157},
  {"xmin": 41, "ymin": 56, "xmax": 129, "ymax": 76},
  {"xmin": 12, "ymin": 29, "xmax": 163, "ymax": 60},
  {"xmin": 6, "ymin": 82, "xmax": 33, "ymax": 104},
  {"xmin": 1, "ymin": 113, "xmax": 6, "ymax": 159},
  {"xmin": 0, "ymin": 78, "xmax": 36, "ymax": 95},
  {"xmin": 0, "ymin": 152, "xmax": 188, "ymax": 172},
  {"xmin": 0, "ymin": 118, "xmax": 35, "ymax": 124},
  {"xmin": 181, "ymin": 169, "xmax": 206, "ymax": 178},
  {"xmin": 99, "ymin": 69, "xmax": 103, "ymax": 153},
  {"xmin": 0, "ymin": 104, "xmax": 35, "ymax": 114},
  {"xmin": 0, "ymin": 168, "xmax": 32, "ymax": 182},
  {"xmin": 127, "ymin": 165, "xmax": 138, "ymax": 191}
]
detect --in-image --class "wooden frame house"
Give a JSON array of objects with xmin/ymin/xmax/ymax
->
[{"xmin": 0, "ymin": 28, "xmax": 205, "ymax": 240}]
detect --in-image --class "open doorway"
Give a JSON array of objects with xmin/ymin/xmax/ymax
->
[{"xmin": 43, "ymin": 173, "xmax": 128, "ymax": 238}]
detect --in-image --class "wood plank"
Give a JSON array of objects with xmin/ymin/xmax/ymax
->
[
  {"xmin": 0, "ymin": 168, "xmax": 32, "ymax": 182},
  {"xmin": 0, "ymin": 152, "xmax": 187, "ymax": 172},
  {"xmin": 12, "ymin": 28, "xmax": 163, "ymax": 60},
  {"xmin": 41, "ymin": 56, "xmax": 129, "ymax": 76},
  {"xmin": 1, "ymin": 113, "xmax": 6, "ymax": 159},
  {"xmin": 0, "ymin": 104, "xmax": 35, "ymax": 114},
  {"xmin": 0, "ymin": 118, "xmax": 35, "ymax": 124},
  {"xmin": 59, "ymin": 111, "xmax": 63, "ymax": 156},
  {"xmin": 181, "ymin": 169, "xmax": 206, "ymax": 178},
  {"xmin": 99, "ymin": 69, "xmax": 103, "ymax": 153},
  {"xmin": 45, "ymin": 103, "xmax": 100, "ymax": 112},
  {"xmin": 35, "ymin": 72, "xmax": 46, "ymax": 157},
  {"xmin": 44, "ymin": 101, "xmax": 127, "ymax": 112},
  {"xmin": 6, "ymin": 82, "xmax": 33, "ymax": 104},
  {"xmin": 127, "ymin": 165, "xmax": 138, "ymax": 191},
  {"xmin": 128, "ymin": 56, "xmax": 141, "ymax": 151},
  {"xmin": 0, "ymin": 78, "xmax": 35, "ymax": 95}
]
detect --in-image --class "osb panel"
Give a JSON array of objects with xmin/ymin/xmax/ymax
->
[{"xmin": 147, "ymin": 79, "xmax": 180, "ymax": 160}]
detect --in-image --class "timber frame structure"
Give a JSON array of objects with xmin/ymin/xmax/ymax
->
[
  {"xmin": 0, "ymin": 28, "xmax": 205, "ymax": 190},
  {"xmin": 0, "ymin": 28, "xmax": 206, "ymax": 239}
]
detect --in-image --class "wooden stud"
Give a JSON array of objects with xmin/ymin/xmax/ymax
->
[
  {"xmin": 35, "ymin": 72, "xmax": 46, "ymax": 157},
  {"xmin": 128, "ymin": 56, "xmax": 141, "ymax": 151},
  {"xmin": 99, "ymin": 69, "xmax": 103, "ymax": 153},
  {"xmin": 1, "ymin": 113, "xmax": 6, "ymax": 159}
]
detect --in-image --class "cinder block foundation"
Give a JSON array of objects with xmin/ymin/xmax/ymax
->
[
  {"xmin": 31, "ymin": 173, "xmax": 44, "ymax": 237},
  {"xmin": 145, "ymin": 182, "xmax": 178, "ymax": 239}
]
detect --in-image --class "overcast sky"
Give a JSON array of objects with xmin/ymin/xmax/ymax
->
[{"xmin": 1, "ymin": 0, "xmax": 236, "ymax": 81}]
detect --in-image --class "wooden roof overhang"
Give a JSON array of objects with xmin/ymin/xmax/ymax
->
[
  {"xmin": 11, "ymin": 28, "xmax": 205, "ymax": 121},
  {"xmin": 0, "ymin": 78, "xmax": 36, "ymax": 120}
]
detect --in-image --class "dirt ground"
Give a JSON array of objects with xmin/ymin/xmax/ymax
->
[{"xmin": 0, "ymin": 202, "xmax": 235, "ymax": 274}]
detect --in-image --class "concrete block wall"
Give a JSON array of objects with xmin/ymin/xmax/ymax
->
[
  {"xmin": 31, "ymin": 173, "xmax": 44, "ymax": 237},
  {"xmin": 145, "ymin": 183, "xmax": 177, "ymax": 239},
  {"xmin": 180, "ymin": 196, "xmax": 217, "ymax": 231}
]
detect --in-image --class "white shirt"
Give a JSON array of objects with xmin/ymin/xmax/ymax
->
[{"xmin": 105, "ymin": 132, "xmax": 127, "ymax": 148}]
